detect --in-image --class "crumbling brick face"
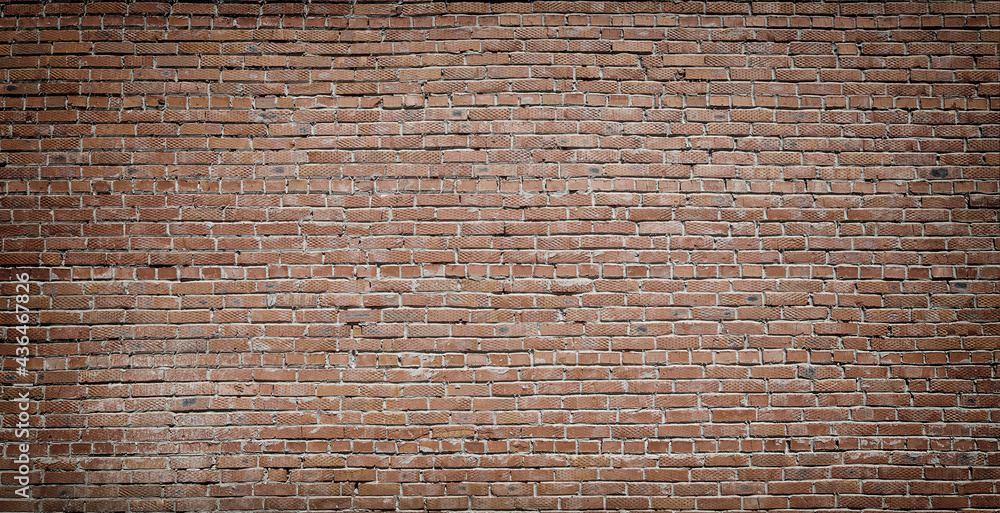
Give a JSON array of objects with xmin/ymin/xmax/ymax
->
[{"xmin": 1, "ymin": 1, "xmax": 999, "ymax": 511}]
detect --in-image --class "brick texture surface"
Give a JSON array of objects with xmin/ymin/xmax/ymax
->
[{"xmin": 1, "ymin": 1, "xmax": 999, "ymax": 512}]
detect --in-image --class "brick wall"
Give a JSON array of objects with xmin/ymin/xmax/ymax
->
[{"xmin": 1, "ymin": 1, "xmax": 998, "ymax": 511}]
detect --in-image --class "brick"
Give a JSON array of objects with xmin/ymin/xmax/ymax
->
[{"xmin": 0, "ymin": 2, "xmax": 996, "ymax": 511}]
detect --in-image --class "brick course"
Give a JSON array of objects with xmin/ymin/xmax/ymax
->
[{"xmin": 1, "ymin": 1, "xmax": 999, "ymax": 511}]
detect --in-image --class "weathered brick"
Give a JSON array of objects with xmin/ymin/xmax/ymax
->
[{"xmin": 0, "ymin": 2, "xmax": 997, "ymax": 511}]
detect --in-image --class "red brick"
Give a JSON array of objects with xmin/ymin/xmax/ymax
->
[{"xmin": 0, "ymin": 3, "xmax": 995, "ymax": 511}]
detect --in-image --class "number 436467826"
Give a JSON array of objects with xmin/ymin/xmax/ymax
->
[{"xmin": 13, "ymin": 272, "xmax": 31, "ymax": 371}]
